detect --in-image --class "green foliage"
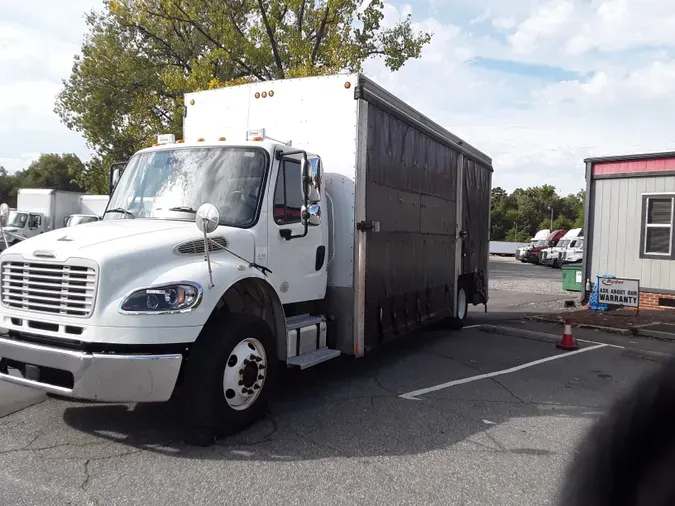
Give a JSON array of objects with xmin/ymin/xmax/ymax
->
[
  {"xmin": 56, "ymin": 0, "xmax": 433, "ymax": 187},
  {"xmin": 491, "ymin": 186, "xmax": 586, "ymax": 241},
  {"xmin": 20, "ymin": 154, "xmax": 85, "ymax": 192},
  {"xmin": 0, "ymin": 155, "xmax": 86, "ymax": 207}
]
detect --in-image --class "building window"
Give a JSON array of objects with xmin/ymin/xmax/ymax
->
[
  {"xmin": 273, "ymin": 159, "xmax": 303, "ymax": 225},
  {"xmin": 641, "ymin": 195, "xmax": 675, "ymax": 259}
]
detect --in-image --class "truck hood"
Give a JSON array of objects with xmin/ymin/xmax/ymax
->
[{"xmin": 1, "ymin": 219, "xmax": 255, "ymax": 265}]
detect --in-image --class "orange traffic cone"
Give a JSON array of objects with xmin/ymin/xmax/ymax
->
[{"xmin": 557, "ymin": 320, "xmax": 579, "ymax": 351}]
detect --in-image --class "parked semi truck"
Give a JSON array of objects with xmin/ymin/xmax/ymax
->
[
  {"xmin": 1, "ymin": 189, "xmax": 83, "ymax": 247},
  {"xmin": 0, "ymin": 74, "xmax": 492, "ymax": 443}
]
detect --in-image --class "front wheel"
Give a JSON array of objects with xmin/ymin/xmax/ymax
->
[{"xmin": 181, "ymin": 313, "xmax": 278, "ymax": 446}]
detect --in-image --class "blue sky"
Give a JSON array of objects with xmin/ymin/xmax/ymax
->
[{"xmin": 3, "ymin": 0, "xmax": 675, "ymax": 195}]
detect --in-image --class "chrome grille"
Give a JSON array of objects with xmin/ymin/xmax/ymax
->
[
  {"xmin": 174, "ymin": 237, "xmax": 228, "ymax": 255},
  {"xmin": 1, "ymin": 262, "xmax": 97, "ymax": 317}
]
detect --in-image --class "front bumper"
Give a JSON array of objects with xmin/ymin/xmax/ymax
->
[{"xmin": 0, "ymin": 335, "xmax": 183, "ymax": 402}]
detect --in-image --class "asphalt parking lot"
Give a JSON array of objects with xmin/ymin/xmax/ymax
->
[{"xmin": 0, "ymin": 321, "xmax": 668, "ymax": 506}]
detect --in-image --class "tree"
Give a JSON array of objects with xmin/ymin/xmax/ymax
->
[
  {"xmin": 0, "ymin": 167, "xmax": 18, "ymax": 207},
  {"xmin": 20, "ymin": 154, "xmax": 85, "ymax": 192},
  {"xmin": 56, "ymin": 0, "xmax": 433, "ymax": 188},
  {"xmin": 488, "ymin": 186, "xmax": 586, "ymax": 241}
]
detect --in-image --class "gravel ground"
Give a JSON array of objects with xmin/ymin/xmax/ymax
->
[
  {"xmin": 489, "ymin": 257, "xmax": 572, "ymax": 296},
  {"xmin": 476, "ymin": 257, "xmax": 580, "ymax": 315}
]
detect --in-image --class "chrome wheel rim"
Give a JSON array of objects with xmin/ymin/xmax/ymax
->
[{"xmin": 222, "ymin": 338, "xmax": 267, "ymax": 411}]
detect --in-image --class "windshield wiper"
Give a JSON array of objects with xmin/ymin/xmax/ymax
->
[
  {"xmin": 104, "ymin": 208, "xmax": 136, "ymax": 218},
  {"xmin": 166, "ymin": 206, "xmax": 198, "ymax": 213}
]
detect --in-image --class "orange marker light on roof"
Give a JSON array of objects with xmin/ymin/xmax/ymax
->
[
  {"xmin": 344, "ymin": 81, "xmax": 351, "ymax": 89},
  {"xmin": 252, "ymin": 136, "xmax": 263, "ymax": 141},
  {"xmin": 269, "ymin": 90, "xmax": 274, "ymax": 97},
  {"xmin": 262, "ymin": 91, "xmax": 267, "ymax": 98},
  {"xmin": 218, "ymin": 136, "xmax": 227, "ymax": 141},
  {"xmin": 176, "ymin": 139, "xmax": 185, "ymax": 143},
  {"xmin": 197, "ymin": 137, "xmax": 205, "ymax": 142},
  {"xmin": 255, "ymin": 92, "xmax": 261, "ymax": 99}
]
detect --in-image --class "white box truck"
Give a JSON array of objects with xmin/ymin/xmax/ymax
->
[
  {"xmin": 1, "ymin": 189, "xmax": 84, "ymax": 247},
  {"xmin": 0, "ymin": 74, "xmax": 492, "ymax": 444}
]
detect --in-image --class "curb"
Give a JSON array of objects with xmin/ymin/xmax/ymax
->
[
  {"xmin": 524, "ymin": 315, "xmax": 632, "ymax": 335},
  {"xmin": 480, "ymin": 324, "xmax": 672, "ymax": 363},
  {"xmin": 480, "ymin": 324, "xmax": 560, "ymax": 344},
  {"xmin": 634, "ymin": 329, "xmax": 675, "ymax": 342}
]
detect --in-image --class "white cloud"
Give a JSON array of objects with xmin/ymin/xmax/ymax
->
[
  {"xmin": 509, "ymin": 0, "xmax": 577, "ymax": 55},
  {"xmin": 4, "ymin": 0, "xmax": 675, "ymax": 197},
  {"xmin": 0, "ymin": 0, "xmax": 99, "ymax": 173},
  {"xmin": 360, "ymin": 1, "xmax": 675, "ymax": 195}
]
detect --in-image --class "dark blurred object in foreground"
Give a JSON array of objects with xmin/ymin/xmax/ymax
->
[{"xmin": 559, "ymin": 355, "xmax": 675, "ymax": 506}]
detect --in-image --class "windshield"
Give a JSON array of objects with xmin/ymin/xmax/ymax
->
[
  {"xmin": 557, "ymin": 240, "xmax": 570, "ymax": 249},
  {"xmin": 534, "ymin": 240, "xmax": 547, "ymax": 247},
  {"xmin": 105, "ymin": 147, "xmax": 269, "ymax": 227},
  {"xmin": 7, "ymin": 211, "xmax": 27, "ymax": 228}
]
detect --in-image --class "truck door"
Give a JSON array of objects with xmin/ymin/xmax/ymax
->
[
  {"xmin": 266, "ymin": 153, "xmax": 327, "ymax": 304},
  {"xmin": 27, "ymin": 214, "xmax": 43, "ymax": 236}
]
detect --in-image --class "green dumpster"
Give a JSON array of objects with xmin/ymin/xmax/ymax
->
[{"xmin": 562, "ymin": 265, "xmax": 583, "ymax": 292}]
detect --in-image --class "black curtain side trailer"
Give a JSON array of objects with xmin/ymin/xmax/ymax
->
[{"xmin": 352, "ymin": 74, "xmax": 493, "ymax": 353}]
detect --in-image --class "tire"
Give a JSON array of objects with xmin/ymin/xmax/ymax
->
[
  {"xmin": 448, "ymin": 286, "xmax": 468, "ymax": 330},
  {"xmin": 180, "ymin": 312, "xmax": 278, "ymax": 446}
]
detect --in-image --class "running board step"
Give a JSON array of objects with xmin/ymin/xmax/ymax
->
[{"xmin": 286, "ymin": 348, "xmax": 341, "ymax": 370}]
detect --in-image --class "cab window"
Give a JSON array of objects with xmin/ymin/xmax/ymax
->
[
  {"xmin": 28, "ymin": 214, "xmax": 41, "ymax": 230},
  {"xmin": 273, "ymin": 159, "xmax": 303, "ymax": 224}
]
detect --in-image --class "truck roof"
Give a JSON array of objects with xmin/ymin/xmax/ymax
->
[
  {"xmin": 560, "ymin": 228, "xmax": 582, "ymax": 239},
  {"xmin": 134, "ymin": 139, "xmax": 317, "ymax": 158}
]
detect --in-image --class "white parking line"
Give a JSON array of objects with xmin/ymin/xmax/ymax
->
[{"xmin": 399, "ymin": 344, "xmax": 608, "ymax": 400}]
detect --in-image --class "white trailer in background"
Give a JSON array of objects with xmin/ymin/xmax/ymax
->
[
  {"xmin": 1, "ymin": 189, "xmax": 83, "ymax": 246},
  {"xmin": 80, "ymin": 195, "xmax": 109, "ymax": 217},
  {"xmin": 0, "ymin": 74, "xmax": 493, "ymax": 444},
  {"xmin": 490, "ymin": 241, "xmax": 529, "ymax": 256}
]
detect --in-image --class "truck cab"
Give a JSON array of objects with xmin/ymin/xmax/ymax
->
[
  {"xmin": 528, "ymin": 229, "xmax": 566, "ymax": 264},
  {"xmin": 1, "ymin": 210, "xmax": 46, "ymax": 247},
  {"xmin": 516, "ymin": 229, "xmax": 550, "ymax": 262},
  {"xmin": 542, "ymin": 228, "xmax": 582, "ymax": 268},
  {"xmin": 562, "ymin": 238, "xmax": 584, "ymax": 265}
]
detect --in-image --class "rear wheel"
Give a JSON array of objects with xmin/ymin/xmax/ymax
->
[
  {"xmin": 448, "ymin": 286, "xmax": 468, "ymax": 330},
  {"xmin": 181, "ymin": 312, "xmax": 278, "ymax": 446}
]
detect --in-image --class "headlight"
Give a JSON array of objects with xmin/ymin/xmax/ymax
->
[{"xmin": 120, "ymin": 282, "xmax": 202, "ymax": 313}]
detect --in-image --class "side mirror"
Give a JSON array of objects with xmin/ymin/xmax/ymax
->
[
  {"xmin": 111, "ymin": 168, "xmax": 121, "ymax": 189},
  {"xmin": 109, "ymin": 160, "xmax": 127, "ymax": 196},
  {"xmin": 0, "ymin": 203, "xmax": 8, "ymax": 228},
  {"xmin": 195, "ymin": 203, "xmax": 220, "ymax": 234},
  {"xmin": 305, "ymin": 157, "xmax": 321, "ymax": 203},
  {"xmin": 304, "ymin": 204, "xmax": 321, "ymax": 227}
]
